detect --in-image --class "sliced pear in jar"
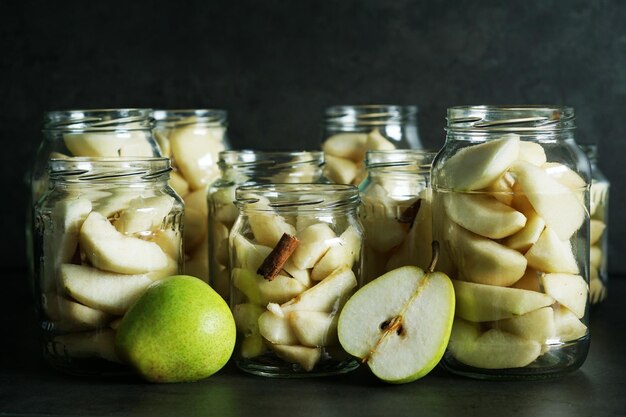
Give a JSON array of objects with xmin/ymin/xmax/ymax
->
[
  {"xmin": 288, "ymin": 311, "xmax": 339, "ymax": 347},
  {"xmin": 322, "ymin": 133, "xmax": 368, "ymax": 161},
  {"xmin": 63, "ymin": 131, "xmax": 154, "ymax": 158},
  {"xmin": 590, "ymin": 220, "xmax": 606, "ymax": 245},
  {"xmin": 311, "ymin": 225, "xmax": 361, "ymax": 281},
  {"xmin": 324, "ymin": 154, "xmax": 359, "ymax": 185},
  {"xmin": 494, "ymin": 306, "xmax": 555, "ymax": 343},
  {"xmin": 553, "ymin": 305, "xmax": 588, "ymax": 342},
  {"xmin": 114, "ymin": 195, "xmax": 175, "ymax": 235},
  {"xmin": 517, "ymin": 141, "xmax": 547, "ymax": 166},
  {"xmin": 525, "ymin": 227, "xmax": 579, "ymax": 274},
  {"xmin": 269, "ymin": 344, "xmax": 322, "ymax": 372},
  {"xmin": 291, "ymin": 223, "xmax": 336, "ymax": 269},
  {"xmin": 541, "ymin": 273, "xmax": 588, "ymax": 319},
  {"xmin": 53, "ymin": 329, "xmax": 121, "ymax": 363},
  {"xmin": 45, "ymin": 294, "xmax": 113, "ymax": 331},
  {"xmin": 258, "ymin": 310, "xmax": 299, "ymax": 345},
  {"xmin": 503, "ymin": 209, "xmax": 546, "ymax": 252},
  {"xmin": 231, "ymin": 233, "xmax": 273, "ymax": 271},
  {"xmin": 281, "ymin": 266, "xmax": 357, "ymax": 313},
  {"xmin": 248, "ymin": 211, "xmax": 296, "ymax": 249}
]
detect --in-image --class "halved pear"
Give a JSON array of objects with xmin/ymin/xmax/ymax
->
[
  {"xmin": 291, "ymin": 223, "xmax": 337, "ymax": 269},
  {"xmin": 338, "ymin": 265, "xmax": 455, "ymax": 383},
  {"xmin": 448, "ymin": 318, "xmax": 541, "ymax": 369},
  {"xmin": 311, "ymin": 226, "xmax": 361, "ymax": 281},
  {"xmin": 541, "ymin": 273, "xmax": 587, "ymax": 319},
  {"xmin": 494, "ymin": 307, "xmax": 555, "ymax": 343},
  {"xmin": 114, "ymin": 196, "xmax": 175, "ymax": 235},
  {"xmin": 525, "ymin": 227, "xmax": 579, "ymax": 274},
  {"xmin": 323, "ymin": 133, "xmax": 368, "ymax": 161},
  {"xmin": 590, "ymin": 220, "xmax": 606, "ymax": 245},
  {"xmin": 436, "ymin": 134, "xmax": 520, "ymax": 191},
  {"xmin": 324, "ymin": 154, "xmax": 359, "ymax": 184},
  {"xmin": 453, "ymin": 280, "xmax": 554, "ymax": 322},
  {"xmin": 269, "ymin": 344, "xmax": 322, "ymax": 371},
  {"xmin": 53, "ymin": 329, "xmax": 121, "ymax": 363},
  {"xmin": 60, "ymin": 264, "xmax": 153, "ymax": 315},
  {"xmin": 45, "ymin": 294, "xmax": 112, "ymax": 331},
  {"xmin": 288, "ymin": 311, "xmax": 339, "ymax": 347},
  {"xmin": 63, "ymin": 131, "xmax": 154, "ymax": 157},
  {"xmin": 80, "ymin": 211, "xmax": 168, "ymax": 274},
  {"xmin": 231, "ymin": 234, "xmax": 273, "ymax": 271},
  {"xmin": 517, "ymin": 141, "xmax": 547, "ymax": 166},
  {"xmin": 258, "ymin": 310, "xmax": 299, "ymax": 345},
  {"xmin": 447, "ymin": 222, "xmax": 527, "ymax": 286},
  {"xmin": 281, "ymin": 266, "xmax": 357, "ymax": 313},
  {"xmin": 511, "ymin": 161, "xmax": 585, "ymax": 240},
  {"xmin": 553, "ymin": 305, "xmax": 588, "ymax": 342},
  {"xmin": 443, "ymin": 193, "xmax": 526, "ymax": 239},
  {"xmin": 503, "ymin": 209, "xmax": 545, "ymax": 252}
]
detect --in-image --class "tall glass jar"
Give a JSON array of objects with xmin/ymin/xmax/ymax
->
[
  {"xmin": 322, "ymin": 105, "xmax": 422, "ymax": 185},
  {"xmin": 581, "ymin": 144, "xmax": 610, "ymax": 305},
  {"xmin": 208, "ymin": 151, "xmax": 326, "ymax": 301},
  {"xmin": 230, "ymin": 184, "xmax": 363, "ymax": 377},
  {"xmin": 152, "ymin": 109, "xmax": 229, "ymax": 282},
  {"xmin": 34, "ymin": 157, "xmax": 183, "ymax": 376},
  {"xmin": 432, "ymin": 106, "xmax": 590, "ymax": 379},
  {"xmin": 359, "ymin": 149, "xmax": 437, "ymax": 283},
  {"xmin": 27, "ymin": 109, "xmax": 161, "ymax": 294}
]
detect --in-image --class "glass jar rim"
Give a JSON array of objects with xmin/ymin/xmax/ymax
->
[
  {"xmin": 48, "ymin": 157, "xmax": 171, "ymax": 182},
  {"xmin": 446, "ymin": 105, "xmax": 575, "ymax": 133},
  {"xmin": 151, "ymin": 109, "xmax": 227, "ymax": 127},
  {"xmin": 43, "ymin": 109, "xmax": 153, "ymax": 132},
  {"xmin": 324, "ymin": 104, "xmax": 418, "ymax": 126},
  {"xmin": 235, "ymin": 183, "xmax": 359, "ymax": 211},
  {"xmin": 219, "ymin": 150, "xmax": 324, "ymax": 170},
  {"xmin": 365, "ymin": 149, "xmax": 438, "ymax": 170}
]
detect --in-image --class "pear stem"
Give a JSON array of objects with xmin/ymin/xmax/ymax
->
[{"xmin": 427, "ymin": 241, "xmax": 440, "ymax": 274}]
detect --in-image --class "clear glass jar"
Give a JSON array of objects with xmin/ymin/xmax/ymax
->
[
  {"xmin": 432, "ymin": 105, "xmax": 590, "ymax": 379},
  {"xmin": 27, "ymin": 109, "xmax": 161, "ymax": 294},
  {"xmin": 208, "ymin": 151, "xmax": 326, "ymax": 301},
  {"xmin": 34, "ymin": 157, "xmax": 183, "ymax": 376},
  {"xmin": 152, "ymin": 109, "xmax": 229, "ymax": 282},
  {"xmin": 322, "ymin": 105, "xmax": 422, "ymax": 185},
  {"xmin": 581, "ymin": 144, "xmax": 609, "ymax": 305},
  {"xmin": 230, "ymin": 184, "xmax": 363, "ymax": 377},
  {"xmin": 358, "ymin": 149, "xmax": 437, "ymax": 283}
]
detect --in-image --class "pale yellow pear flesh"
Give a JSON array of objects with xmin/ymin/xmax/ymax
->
[
  {"xmin": 169, "ymin": 125, "xmax": 224, "ymax": 190},
  {"xmin": 281, "ymin": 266, "xmax": 357, "ymax": 313},
  {"xmin": 114, "ymin": 196, "xmax": 175, "ymax": 235},
  {"xmin": 494, "ymin": 307, "xmax": 555, "ymax": 343},
  {"xmin": 503, "ymin": 209, "xmax": 546, "ymax": 252},
  {"xmin": 288, "ymin": 311, "xmax": 339, "ymax": 347},
  {"xmin": 258, "ymin": 310, "xmax": 299, "ymax": 345},
  {"xmin": 240, "ymin": 334, "xmax": 266, "ymax": 358},
  {"xmin": 525, "ymin": 227, "xmax": 579, "ymax": 275},
  {"xmin": 541, "ymin": 273, "xmax": 588, "ymax": 319},
  {"xmin": 63, "ymin": 131, "xmax": 154, "ymax": 158},
  {"xmin": 311, "ymin": 226, "xmax": 360, "ymax": 281},
  {"xmin": 269, "ymin": 344, "xmax": 322, "ymax": 372},
  {"xmin": 324, "ymin": 154, "xmax": 359, "ymax": 184},
  {"xmin": 517, "ymin": 141, "xmax": 547, "ymax": 166},
  {"xmin": 45, "ymin": 294, "xmax": 113, "ymax": 331},
  {"xmin": 553, "ymin": 305, "xmax": 588, "ymax": 342},
  {"xmin": 590, "ymin": 220, "xmax": 606, "ymax": 245},
  {"xmin": 231, "ymin": 234, "xmax": 273, "ymax": 272},
  {"xmin": 322, "ymin": 133, "xmax": 368, "ymax": 161},
  {"xmin": 232, "ymin": 303, "xmax": 265, "ymax": 336},
  {"xmin": 53, "ymin": 329, "xmax": 121, "ymax": 363},
  {"xmin": 248, "ymin": 211, "xmax": 296, "ymax": 248},
  {"xmin": 291, "ymin": 223, "xmax": 337, "ymax": 269}
]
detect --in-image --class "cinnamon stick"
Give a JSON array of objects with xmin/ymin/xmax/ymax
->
[
  {"xmin": 257, "ymin": 233, "xmax": 300, "ymax": 281},
  {"xmin": 398, "ymin": 199, "xmax": 422, "ymax": 226}
]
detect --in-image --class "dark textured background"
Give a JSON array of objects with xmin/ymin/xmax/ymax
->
[{"xmin": 2, "ymin": 0, "xmax": 625, "ymax": 275}]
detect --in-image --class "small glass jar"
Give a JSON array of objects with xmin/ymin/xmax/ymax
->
[
  {"xmin": 230, "ymin": 184, "xmax": 363, "ymax": 377},
  {"xmin": 359, "ymin": 149, "xmax": 437, "ymax": 283},
  {"xmin": 208, "ymin": 151, "xmax": 327, "ymax": 301},
  {"xmin": 322, "ymin": 105, "xmax": 422, "ymax": 185},
  {"xmin": 432, "ymin": 105, "xmax": 590, "ymax": 379},
  {"xmin": 581, "ymin": 144, "xmax": 610, "ymax": 305},
  {"xmin": 152, "ymin": 109, "xmax": 229, "ymax": 282},
  {"xmin": 27, "ymin": 109, "xmax": 161, "ymax": 294},
  {"xmin": 34, "ymin": 157, "xmax": 183, "ymax": 376}
]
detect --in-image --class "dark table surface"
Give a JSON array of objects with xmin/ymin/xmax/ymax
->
[{"xmin": 1, "ymin": 275, "xmax": 625, "ymax": 417}]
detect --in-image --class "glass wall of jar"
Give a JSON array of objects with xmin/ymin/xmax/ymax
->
[
  {"xmin": 431, "ymin": 105, "xmax": 590, "ymax": 379},
  {"xmin": 27, "ymin": 109, "xmax": 161, "ymax": 294},
  {"xmin": 208, "ymin": 150, "xmax": 326, "ymax": 301},
  {"xmin": 34, "ymin": 157, "xmax": 183, "ymax": 375},
  {"xmin": 321, "ymin": 105, "xmax": 422, "ymax": 186},
  {"xmin": 152, "ymin": 109, "xmax": 229, "ymax": 282},
  {"xmin": 580, "ymin": 144, "xmax": 610, "ymax": 305},
  {"xmin": 230, "ymin": 184, "xmax": 363, "ymax": 377},
  {"xmin": 359, "ymin": 149, "xmax": 437, "ymax": 284}
]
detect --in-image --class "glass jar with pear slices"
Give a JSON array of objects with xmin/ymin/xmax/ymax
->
[
  {"xmin": 322, "ymin": 105, "xmax": 422, "ymax": 185},
  {"xmin": 432, "ymin": 105, "xmax": 590, "ymax": 379},
  {"xmin": 580, "ymin": 144, "xmax": 610, "ymax": 305},
  {"xmin": 207, "ymin": 150, "xmax": 327, "ymax": 302},
  {"xmin": 230, "ymin": 184, "xmax": 363, "ymax": 377},
  {"xmin": 358, "ymin": 149, "xmax": 437, "ymax": 284},
  {"xmin": 27, "ymin": 109, "xmax": 161, "ymax": 296},
  {"xmin": 152, "ymin": 110, "xmax": 229, "ymax": 282},
  {"xmin": 34, "ymin": 157, "xmax": 183, "ymax": 375}
]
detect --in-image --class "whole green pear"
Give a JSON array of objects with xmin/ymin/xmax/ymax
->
[{"xmin": 115, "ymin": 275, "xmax": 236, "ymax": 383}]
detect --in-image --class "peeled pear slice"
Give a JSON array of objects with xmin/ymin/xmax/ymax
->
[
  {"xmin": 231, "ymin": 234, "xmax": 273, "ymax": 271},
  {"xmin": 517, "ymin": 141, "xmax": 547, "ymax": 166},
  {"xmin": 590, "ymin": 246, "xmax": 602, "ymax": 269},
  {"xmin": 92, "ymin": 190, "xmax": 137, "ymax": 218},
  {"xmin": 511, "ymin": 161, "xmax": 585, "ymax": 240},
  {"xmin": 366, "ymin": 129, "xmax": 396, "ymax": 151},
  {"xmin": 146, "ymin": 255, "xmax": 179, "ymax": 281},
  {"xmin": 553, "ymin": 305, "xmax": 588, "ymax": 342},
  {"xmin": 510, "ymin": 268, "xmax": 543, "ymax": 292},
  {"xmin": 483, "ymin": 172, "xmax": 515, "ymax": 205},
  {"xmin": 448, "ymin": 318, "xmax": 541, "ymax": 369},
  {"xmin": 288, "ymin": 311, "xmax": 338, "ymax": 347},
  {"xmin": 53, "ymin": 329, "xmax": 121, "ymax": 363},
  {"xmin": 248, "ymin": 210, "xmax": 296, "ymax": 248},
  {"xmin": 240, "ymin": 334, "xmax": 266, "ymax": 358},
  {"xmin": 169, "ymin": 124, "xmax": 224, "ymax": 190},
  {"xmin": 63, "ymin": 131, "xmax": 154, "ymax": 157},
  {"xmin": 311, "ymin": 226, "xmax": 361, "ymax": 281},
  {"xmin": 45, "ymin": 294, "xmax": 112, "ymax": 331},
  {"xmin": 60, "ymin": 264, "xmax": 153, "ymax": 315},
  {"xmin": 495, "ymin": 307, "xmax": 555, "ymax": 343},
  {"xmin": 80, "ymin": 211, "xmax": 168, "ymax": 274},
  {"xmin": 114, "ymin": 196, "xmax": 175, "ymax": 235},
  {"xmin": 322, "ymin": 133, "xmax": 368, "ymax": 161},
  {"xmin": 437, "ymin": 134, "xmax": 520, "ymax": 191},
  {"xmin": 183, "ymin": 188, "xmax": 208, "ymax": 215},
  {"xmin": 291, "ymin": 223, "xmax": 337, "ymax": 269},
  {"xmin": 503, "ymin": 209, "xmax": 545, "ymax": 252},
  {"xmin": 258, "ymin": 310, "xmax": 299, "ymax": 345},
  {"xmin": 232, "ymin": 268, "xmax": 307, "ymax": 305},
  {"xmin": 443, "ymin": 193, "xmax": 526, "ymax": 239},
  {"xmin": 447, "ymin": 222, "xmax": 527, "ymax": 286},
  {"xmin": 233, "ymin": 303, "xmax": 264, "ymax": 336},
  {"xmin": 541, "ymin": 273, "xmax": 588, "ymax": 319},
  {"xmin": 452, "ymin": 280, "xmax": 554, "ymax": 322},
  {"xmin": 183, "ymin": 206, "xmax": 207, "ymax": 251},
  {"xmin": 48, "ymin": 198, "xmax": 93, "ymax": 264},
  {"xmin": 281, "ymin": 266, "xmax": 357, "ymax": 313},
  {"xmin": 525, "ymin": 227, "xmax": 579, "ymax": 274},
  {"xmin": 151, "ymin": 228, "xmax": 181, "ymax": 259},
  {"xmin": 324, "ymin": 154, "xmax": 358, "ymax": 184},
  {"xmin": 269, "ymin": 344, "xmax": 322, "ymax": 371},
  {"xmin": 590, "ymin": 220, "xmax": 606, "ymax": 245},
  {"xmin": 211, "ymin": 186, "xmax": 239, "ymax": 226},
  {"xmin": 542, "ymin": 162, "xmax": 586, "ymax": 189},
  {"xmin": 169, "ymin": 171, "xmax": 190, "ymax": 198},
  {"xmin": 281, "ymin": 258, "xmax": 313, "ymax": 288}
]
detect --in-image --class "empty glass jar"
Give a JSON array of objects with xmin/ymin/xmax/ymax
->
[{"xmin": 432, "ymin": 105, "xmax": 590, "ymax": 379}]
